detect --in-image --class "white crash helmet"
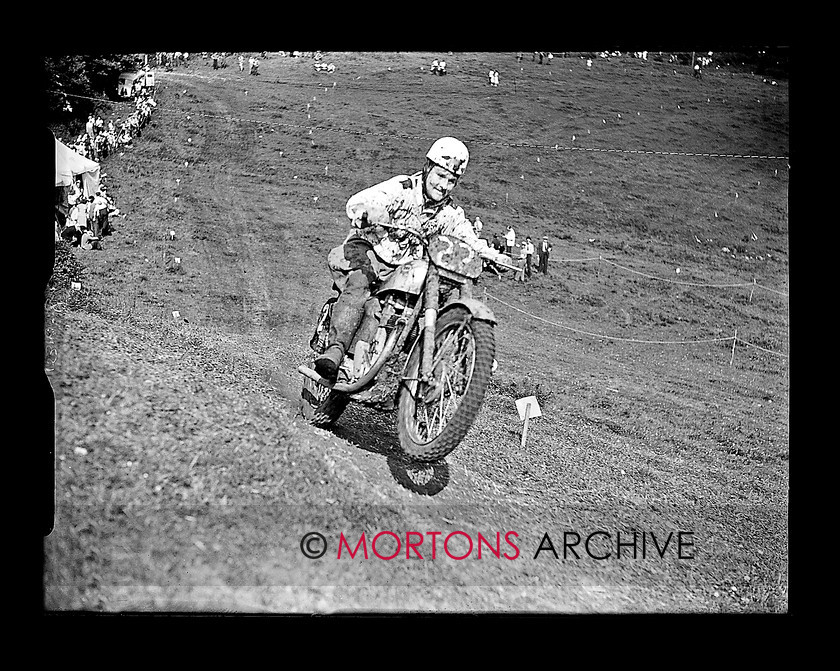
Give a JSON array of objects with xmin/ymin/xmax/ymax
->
[{"xmin": 426, "ymin": 137, "xmax": 469, "ymax": 177}]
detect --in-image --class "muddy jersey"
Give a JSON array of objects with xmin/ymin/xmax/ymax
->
[{"xmin": 344, "ymin": 171, "xmax": 504, "ymax": 267}]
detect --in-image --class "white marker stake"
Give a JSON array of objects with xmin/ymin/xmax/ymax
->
[
  {"xmin": 521, "ymin": 402, "xmax": 531, "ymax": 447},
  {"xmin": 730, "ymin": 329, "xmax": 738, "ymax": 367},
  {"xmin": 516, "ymin": 396, "xmax": 542, "ymax": 448},
  {"xmin": 172, "ymin": 311, "xmax": 181, "ymax": 320}
]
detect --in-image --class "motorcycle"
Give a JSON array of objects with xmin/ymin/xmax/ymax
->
[{"xmin": 298, "ymin": 224, "xmax": 515, "ymax": 462}]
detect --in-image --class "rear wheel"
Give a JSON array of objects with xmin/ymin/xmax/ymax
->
[{"xmin": 397, "ymin": 307, "xmax": 495, "ymax": 462}]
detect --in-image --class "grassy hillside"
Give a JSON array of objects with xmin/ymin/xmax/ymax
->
[{"xmin": 43, "ymin": 51, "xmax": 788, "ymax": 613}]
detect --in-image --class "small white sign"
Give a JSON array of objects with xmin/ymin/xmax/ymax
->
[
  {"xmin": 174, "ymin": 257, "xmax": 181, "ymax": 264},
  {"xmin": 70, "ymin": 281, "xmax": 82, "ymax": 290},
  {"xmin": 172, "ymin": 311, "xmax": 181, "ymax": 319},
  {"xmin": 516, "ymin": 396, "xmax": 542, "ymax": 421}
]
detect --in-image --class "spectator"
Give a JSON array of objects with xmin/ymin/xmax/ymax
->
[
  {"xmin": 431, "ymin": 58, "xmax": 439, "ymax": 74},
  {"xmin": 60, "ymin": 200, "xmax": 84, "ymax": 246},
  {"xmin": 118, "ymin": 126, "xmax": 133, "ymax": 147},
  {"xmin": 504, "ymin": 225, "xmax": 516, "ymax": 256},
  {"xmin": 80, "ymin": 228, "xmax": 101, "ymax": 251},
  {"xmin": 473, "ymin": 216, "xmax": 483, "ymax": 235},
  {"xmin": 523, "ymin": 236, "xmax": 535, "ymax": 280},
  {"xmin": 537, "ymin": 235, "xmax": 552, "ymax": 275},
  {"xmin": 515, "ymin": 243, "xmax": 527, "ymax": 282},
  {"xmin": 492, "ymin": 233, "xmax": 504, "ymax": 254},
  {"xmin": 92, "ymin": 191, "xmax": 109, "ymax": 237},
  {"xmin": 693, "ymin": 62, "xmax": 702, "ymax": 79},
  {"xmin": 84, "ymin": 196, "xmax": 96, "ymax": 231},
  {"xmin": 439, "ymin": 60, "xmax": 447, "ymax": 75},
  {"xmin": 60, "ymin": 221, "xmax": 82, "ymax": 246},
  {"xmin": 69, "ymin": 198, "xmax": 86, "ymax": 231},
  {"xmin": 239, "ymin": 55, "xmax": 245, "ymax": 72},
  {"xmin": 102, "ymin": 188, "xmax": 120, "ymax": 222},
  {"xmin": 68, "ymin": 180, "xmax": 82, "ymax": 206}
]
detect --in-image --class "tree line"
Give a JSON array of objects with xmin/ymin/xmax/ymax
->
[{"xmin": 41, "ymin": 54, "xmax": 141, "ymax": 134}]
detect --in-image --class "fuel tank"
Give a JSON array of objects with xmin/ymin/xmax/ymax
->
[{"xmin": 375, "ymin": 259, "xmax": 429, "ymax": 296}]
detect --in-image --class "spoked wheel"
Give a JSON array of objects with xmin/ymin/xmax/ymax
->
[
  {"xmin": 397, "ymin": 307, "xmax": 495, "ymax": 462},
  {"xmin": 299, "ymin": 357, "xmax": 350, "ymax": 427}
]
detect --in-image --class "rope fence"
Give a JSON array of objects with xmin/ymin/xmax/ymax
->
[
  {"xmin": 482, "ymin": 283, "xmax": 788, "ymax": 365},
  {"xmin": 518, "ymin": 253, "xmax": 787, "ymax": 299},
  {"xmin": 597, "ymin": 256, "xmax": 788, "ymax": 297}
]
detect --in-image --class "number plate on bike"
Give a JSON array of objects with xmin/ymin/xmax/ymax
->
[{"xmin": 429, "ymin": 235, "xmax": 484, "ymax": 278}]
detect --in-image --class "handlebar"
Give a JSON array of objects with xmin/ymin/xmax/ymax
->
[
  {"xmin": 376, "ymin": 221, "xmax": 427, "ymax": 240},
  {"xmin": 374, "ymin": 221, "xmax": 521, "ymax": 272},
  {"xmin": 493, "ymin": 260, "xmax": 525, "ymax": 272}
]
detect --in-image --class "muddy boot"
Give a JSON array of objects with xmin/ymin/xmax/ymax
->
[
  {"xmin": 314, "ymin": 285, "xmax": 367, "ymax": 381},
  {"xmin": 314, "ymin": 343, "xmax": 345, "ymax": 381}
]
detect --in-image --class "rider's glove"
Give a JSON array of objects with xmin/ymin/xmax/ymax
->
[{"xmin": 353, "ymin": 202, "xmax": 390, "ymax": 229}]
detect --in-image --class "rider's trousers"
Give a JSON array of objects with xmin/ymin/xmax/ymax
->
[
  {"xmin": 327, "ymin": 269, "xmax": 370, "ymax": 352},
  {"xmin": 325, "ymin": 237, "xmax": 402, "ymax": 352}
]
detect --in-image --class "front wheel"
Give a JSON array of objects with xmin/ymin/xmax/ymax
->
[{"xmin": 397, "ymin": 307, "xmax": 495, "ymax": 462}]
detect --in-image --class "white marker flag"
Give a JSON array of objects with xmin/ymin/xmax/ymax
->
[{"xmin": 515, "ymin": 396, "xmax": 542, "ymax": 421}]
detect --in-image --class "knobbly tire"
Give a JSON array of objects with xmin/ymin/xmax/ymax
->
[
  {"xmin": 397, "ymin": 307, "xmax": 495, "ymax": 462},
  {"xmin": 299, "ymin": 359, "xmax": 350, "ymax": 427}
]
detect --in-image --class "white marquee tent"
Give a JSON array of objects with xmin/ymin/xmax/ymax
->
[{"xmin": 55, "ymin": 135, "xmax": 100, "ymax": 197}]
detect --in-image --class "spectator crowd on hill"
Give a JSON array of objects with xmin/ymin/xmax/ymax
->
[
  {"xmin": 430, "ymin": 58, "xmax": 448, "ymax": 75},
  {"xmin": 483, "ymin": 224, "xmax": 553, "ymax": 282},
  {"xmin": 55, "ymin": 88, "xmax": 159, "ymax": 250},
  {"xmin": 61, "ymin": 92, "xmax": 157, "ymax": 164},
  {"xmin": 56, "ymin": 52, "xmax": 563, "ymax": 276},
  {"xmin": 56, "ymin": 182, "xmax": 118, "ymax": 250}
]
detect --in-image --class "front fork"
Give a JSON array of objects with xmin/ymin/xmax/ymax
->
[{"xmin": 420, "ymin": 267, "xmax": 439, "ymax": 383}]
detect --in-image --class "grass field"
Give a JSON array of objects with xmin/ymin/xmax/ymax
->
[{"xmin": 42, "ymin": 51, "xmax": 789, "ymax": 613}]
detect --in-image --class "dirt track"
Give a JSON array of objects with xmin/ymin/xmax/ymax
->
[{"xmin": 42, "ymin": 51, "xmax": 789, "ymax": 613}]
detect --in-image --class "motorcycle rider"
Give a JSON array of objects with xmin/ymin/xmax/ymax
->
[{"xmin": 313, "ymin": 136, "xmax": 512, "ymax": 381}]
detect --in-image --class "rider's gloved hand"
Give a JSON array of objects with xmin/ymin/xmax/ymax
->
[{"xmin": 354, "ymin": 202, "xmax": 390, "ymax": 229}]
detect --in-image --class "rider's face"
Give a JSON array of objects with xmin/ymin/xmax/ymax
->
[{"xmin": 424, "ymin": 164, "xmax": 459, "ymax": 202}]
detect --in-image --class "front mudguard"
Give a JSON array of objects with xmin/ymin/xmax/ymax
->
[{"xmin": 439, "ymin": 297, "xmax": 497, "ymax": 325}]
